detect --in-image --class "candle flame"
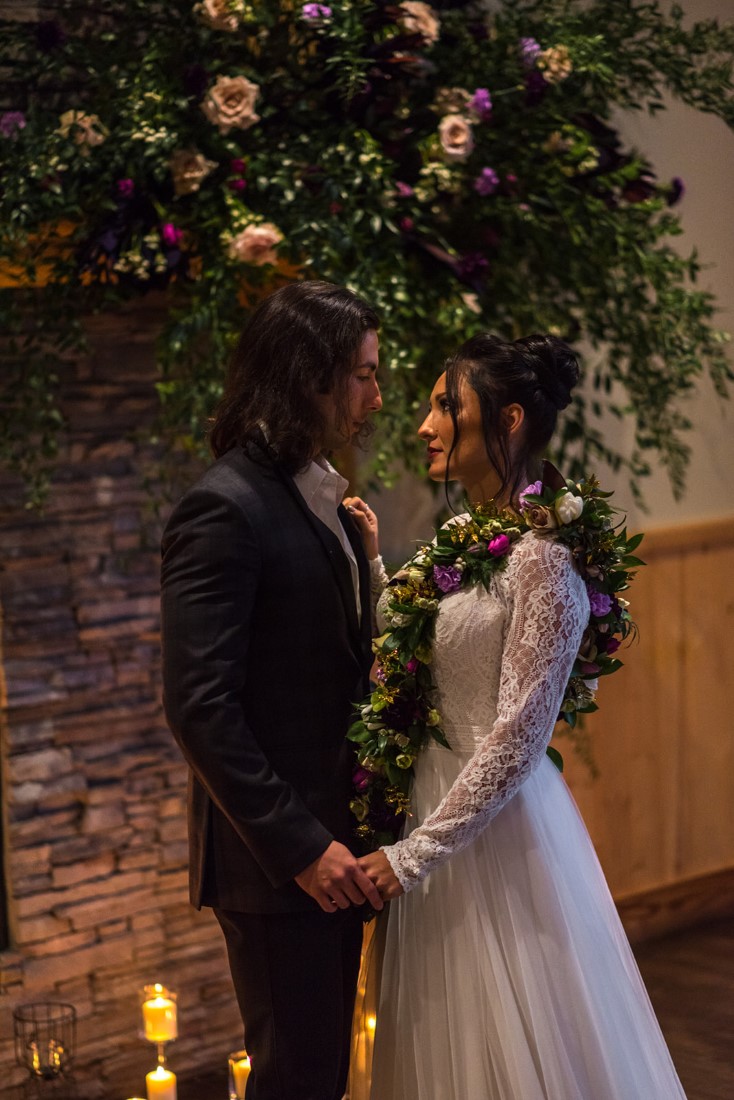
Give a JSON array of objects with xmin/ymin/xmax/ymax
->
[{"xmin": 367, "ymin": 1015, "xmax": 377, "ymax": 1032}]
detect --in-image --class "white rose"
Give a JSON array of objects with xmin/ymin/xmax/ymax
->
[
  {"xmin": 169, "ymin": 149, "xmax": 217, "ymax": 196},
  {"xmin": 201, "ymin": 75, "xmax": 260, "ymax": 134},
  {"xmin": 227, "ymin": 223, "xmax": 283, "ymax": 266},
  {"xmin": 438, "ymin": 114, "xmax": 474, "ymax": 161},
  {"xmin": 400, "ymin": 1, "xmax": 440, "ymax": 45},
  {"xmin": 555, "ymin": 492, "xmax": 584, "ymax": 524}
]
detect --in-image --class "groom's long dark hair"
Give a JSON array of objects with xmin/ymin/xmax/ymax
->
[{"xmin": 210, "ymin": 280, "xmax": 379, "ymax": 472}]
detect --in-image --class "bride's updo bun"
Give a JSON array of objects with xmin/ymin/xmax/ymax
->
[
  {"xmin": 513, "ymin": 334, "xmax": 580, "ymax": 412},
  {"xmin": 444, "ymin": 331, "xmax": 580, "ymax": 500}
]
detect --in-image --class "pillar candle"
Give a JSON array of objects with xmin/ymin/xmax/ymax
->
[
  {"xmin": 142, "ymin": 989, "xmax": 178, "ymax": 1042},
  {"xmin": 146, "ymin": 1066, "xmax": 177, "ymax": 1100},
  {"xmin": 232, "ymin": 1054, "xmax": 251, "ymax": 1096}
]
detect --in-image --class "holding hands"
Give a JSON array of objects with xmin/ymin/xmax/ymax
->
[{"xmin": 358, "ymin": 850, "xmax": 404, "ymax": 901}]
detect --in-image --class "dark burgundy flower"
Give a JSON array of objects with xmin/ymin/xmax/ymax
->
[
  {"xmin": 183, "ymin": 64, "xmax": 209, "ymax": 98},
  {"xmin": 36, "ymin": 20, "xmax": 65, "ymax": 51},
  {"xmin": 667, "ymin": 177, "xmax": 685, "ymax": 206},
  {"xmin": 399, "ymin": 216, "xmax": 414, "ymax": 233},
  {"xmin": 116, "ymin": 178, "xmax": 134, "ymax": 199},
  {"xmin": 622, "ymin": 173, "xmax": 657, "ymax": 203},
  {"xmin": 230, "ymin": 158, "xmax": 247, "ymax": 174},
  {"xmin": 228, "ymin": 178, "xmax": 247, "ymax": 193},
  {"xmin": 524, "ymin": 70, "xmax": 548, "ymax": 106}
]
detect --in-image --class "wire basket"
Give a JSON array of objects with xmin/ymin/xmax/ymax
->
[{"xmin": 13, "ymin": 1003, "xmax": 76, "ymax": 1081}]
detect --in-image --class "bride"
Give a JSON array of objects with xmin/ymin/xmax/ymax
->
[{"xmin": 345, "ymin": 333, "xmax": 686, "ymax": 1099}]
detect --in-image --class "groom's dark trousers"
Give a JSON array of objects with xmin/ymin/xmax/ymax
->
[{"xmin": 161, "ymin": 442, "xmax": 372, "ymax": 1100}]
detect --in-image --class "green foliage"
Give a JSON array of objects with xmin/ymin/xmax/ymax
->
[{"xmin": 1, "ymin": 0, "xmax": 733, "ymax": 503}]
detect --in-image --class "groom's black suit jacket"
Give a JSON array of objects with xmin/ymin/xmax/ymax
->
[{"xmin": 160, "ymin": 442, "xmax": 372, "ymax": 914}]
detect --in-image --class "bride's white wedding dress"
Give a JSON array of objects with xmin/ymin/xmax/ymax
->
[{"xmin": 368, "ymin": 530, "xmax": 686, "ymax": 1099}]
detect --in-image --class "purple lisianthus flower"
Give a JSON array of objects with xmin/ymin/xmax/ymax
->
[
  {"xmin": 433, "ymin": 564, "xmax": 462, "ymax": 594},
  {"xmin": 395, "ymin": 180, "xmax": 415, "ymax": 198},
  {"xmin": 474, "ymin": 167, "xmax": 499, "ymax": 197},
  {"xmin": 487, "ymin": 534, "xmax": 510, "ymax": 557},
  {"xmin": 301, "ymin": 2, "xmax": 332, "ymax": 19},
  {"xmin": 519, "ymin": 36, "xmax": 542, "ymax": 67},
  {"xmin": 405, "ymin": 657, "xmax": 419, "ymax": 674},
  {"xmin": 587, "ymin": 587, "xmax": 613, "ymax": 618},
  {"xmin": 667, "ymin": 176, "xmax": 685, "ymax": 206},
  {"xmin": 455, "ymin": 252, "xmax": 489, "ymax": 281},
  {"xmin": 353, "ymin": 766, "xmax": 372, "ymax": 793},
  {"xmin": 161, "ymin": 223, "xmax": 183, "ymax": 248},
  {"xmin": 518, "ymin": 480, "xmax": 543, "ymax": 510},
  {"xmin": 116, "ymin": 177, "xmax": 134, "ymax": 199},
  {"xmin": 0, "ymin": 111, "xmax": 26, "ymax": 138},
  {"xmin": 469, "ymin": 88, "xmax": 493, "ymax": 121}
]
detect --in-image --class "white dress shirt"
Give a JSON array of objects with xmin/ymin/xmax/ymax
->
[{"xmin": 293, "ymin": 455, "xmax": 361, "ymax": 621}]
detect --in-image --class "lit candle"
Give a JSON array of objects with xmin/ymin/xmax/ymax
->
[
  {"xmin": 142, "ymin": 985, "xmax": 178, "ymax": 1042},
  {"xmin": 232, "ymin": 1054, "xmax": 251, "ymax": 1097},
  {"xmin": 146, "ymin": 1065, "xmax": 177, "ymax": 1100}
]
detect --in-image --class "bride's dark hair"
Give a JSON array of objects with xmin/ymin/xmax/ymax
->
[{"xmin": 444, "ymin": 332, "xmax": 580, "ymax": 501}]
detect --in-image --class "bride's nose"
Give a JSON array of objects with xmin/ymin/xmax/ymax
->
[{"xmin": 418, "ymin": 413, "xmax": 435, "ymax": 440}]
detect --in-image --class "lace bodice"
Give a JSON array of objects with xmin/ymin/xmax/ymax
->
[{"xmin": 379, "ymin": 530, "xmax": 589, "ymax": 893}]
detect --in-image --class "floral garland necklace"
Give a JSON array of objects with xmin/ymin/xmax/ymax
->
[{"xmin": 348, "ymin": 462, "xmax": 644, "ymax": 851}]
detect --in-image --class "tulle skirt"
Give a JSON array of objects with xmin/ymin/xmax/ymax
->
[{"xmin": 366, "ymin": 748, "xmax": 686, "ymax": 1100}]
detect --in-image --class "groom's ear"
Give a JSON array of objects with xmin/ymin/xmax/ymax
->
[{"xmin": 503, "ymin": 403, "xmax": 525, "ymax": 436}]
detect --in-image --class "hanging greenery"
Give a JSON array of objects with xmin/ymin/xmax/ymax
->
[{"xmin": 1, "ymin": 0, "xmax": 733, "ymax": 507}]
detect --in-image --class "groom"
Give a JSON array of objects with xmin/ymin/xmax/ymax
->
[{"xmin": 160, "ymin": 281, "xmax": 383, "ymax": 1100}]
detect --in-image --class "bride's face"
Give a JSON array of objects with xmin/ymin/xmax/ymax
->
[
  {"xmin": 418, "ymin": 370, "xmax": 525, "ymax": 503},
  {"xmin": 418, "ymin": 371, "xmax": 499, "ymax": 495}
]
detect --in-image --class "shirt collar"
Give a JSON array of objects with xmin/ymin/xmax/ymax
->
[{"xmin": 292, "ymin": 454, "xmax": 349, "ymax": 511}]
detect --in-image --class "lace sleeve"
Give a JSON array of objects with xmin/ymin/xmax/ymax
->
[
  {"xmin": 370, "ymin": 554, "xmax": 390, "ymax": 633},
  {"xmin": 382, "ymin": 536, "xmax": 589, "ymax": 892}
]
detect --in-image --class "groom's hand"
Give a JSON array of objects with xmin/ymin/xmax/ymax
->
[
  {"xmin": 295, "ymin": 841, "xmax": 385, "ymax": 913},
  {"xmin": 358, "ymin": 851, "xmax": 404, "ymax": 900}
]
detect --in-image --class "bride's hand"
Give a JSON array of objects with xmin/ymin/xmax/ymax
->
[
  {"xmin": 343, "ymin": 496, "xmax": 379, "ymax": 561},
  {"xmin": 358, "ymin": 850, "xmax": 404, "ymax": 900}
]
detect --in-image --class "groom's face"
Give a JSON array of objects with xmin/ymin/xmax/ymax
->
[{"xmin": 316, "ymin": 329, "xmax": 382, "ymax": 452}]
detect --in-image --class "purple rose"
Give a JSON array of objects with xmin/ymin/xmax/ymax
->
[
  {"xmin": 302, "ymin": 2, "xmax": 332, "ymax": 19},
  {"xmin": 433, "ymin": 565, "xmax": 462, "ymax": 593},
  {"xmin": 487, "ymin": 534, "xmax": 510, "ymax": 557},
  {"xmin": 469, "ymin": 88, "xmax": 493, "ymax": 121},
  {"xmin": 519, "ymin": 36, "xmax": 541, "ymax": 67},
  {"xmin": 116, "ymin": 177, "xmax": 134, "ymax": 198},
  {"xmin": 0, "ymin": 111, "xmax": 26, "ymax": 138},
  {"xmin": 405, "ymin": 657, "xmax": 419, "ymax": 674},
  {"xmin": 161, "ymin": 223, "xmax": 183, "ymax": 248},
  {"xmin": 587, "ymin": 587, "xmax": 613, "ymax": 618},
  {"xmin": 474, "ymin": 167, "xmax": 499, "ymax": 197},
  {"xmin": 518, "ymin": 480, "xmax": 543, "ymax": 510}
]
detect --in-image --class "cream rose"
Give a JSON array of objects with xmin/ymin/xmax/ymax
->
[
  {"xmin": 169, "ymin": 149, "xmax": 217, "ymax": 196},
  {"xmin": 438, "ymin": 114, "xmax": 475, "ymax": 161},
  {"xmin": 538, "ymin": 45, "xmax": 573, "ymax": 83},
  {"xmin": 400, "ymin": 1, "xmax": 440, "ymax": 46},
  {"xmin": 201, "ymin": 75, "xmax": 260, "ymax": 134},
  {"xmin": 228, "ymin": 223, "xmax": 283, "ymax": 266},
  {"xmin": 196, "ymin": 0, "xmax": 240, "ymax": 32},
  {"xmin": 525, "ymin": 504, "xmax": 559, "ymax": 534},
  {"xmin": 555, "ymin": 492, "xmax": 584, "ymax": 524},
  {"xmin": 58, "ymin": 110, "xmax": 106, "ymax": 154}
]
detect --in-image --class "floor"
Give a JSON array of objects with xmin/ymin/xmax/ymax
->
[{"xmin": 177, "ymin": 916, "xmax": 734, "ymax": 1099}]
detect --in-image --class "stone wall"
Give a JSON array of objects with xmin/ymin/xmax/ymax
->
[{"xmin": 0, "ymin": 298, "xmax": 241, "ymax": 1098}]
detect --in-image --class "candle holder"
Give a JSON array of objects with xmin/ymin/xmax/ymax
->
[
  {"xmin": 140, "ymin": 984, "xmax": 178, "ymax": 1069},
  {"xmin": 227, "ymin": 1050, "xmax": 251, "ymax": 1100},
  {"xmin": 13, "ymin": 1003, "xmax": 76, "ymax": 1081}
]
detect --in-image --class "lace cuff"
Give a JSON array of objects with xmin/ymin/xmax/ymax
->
[{"xmin": 369, "ymin": 555, "xmax": 389, "ymax": 630}]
